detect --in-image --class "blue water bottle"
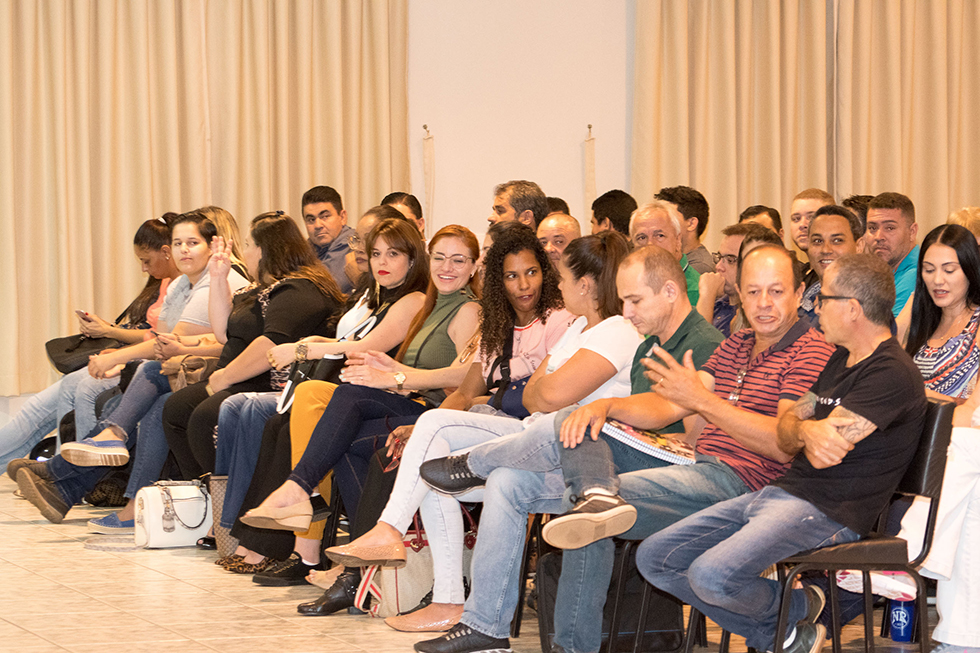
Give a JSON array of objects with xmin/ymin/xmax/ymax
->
[{"xmin": 889, "ymin": 600, "xmax": 916, "ymax": 642}]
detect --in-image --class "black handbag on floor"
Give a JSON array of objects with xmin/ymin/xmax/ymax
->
[{"xmin": 536, "ymin": 549, "xmax": 684, "ymax": 653}]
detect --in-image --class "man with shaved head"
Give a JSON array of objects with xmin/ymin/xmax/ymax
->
[{"xmin": 537, "ymin": 213, "xmax": 581, "ymax": 264}]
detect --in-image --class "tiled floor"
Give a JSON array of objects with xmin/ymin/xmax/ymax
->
[{"xmin": 0, "ymin": 471, "xmax": 932, "ymax": 653}]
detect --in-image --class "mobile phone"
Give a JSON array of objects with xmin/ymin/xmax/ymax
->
[{"xmin": 75, "ymin": 310, "xmax": 91, "ymax": 321}]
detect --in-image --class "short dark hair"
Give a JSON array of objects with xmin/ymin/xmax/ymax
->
[
  {"xmin": 655, "ymin": 186, "xmax": 710, "ymax": 237},
  {"xmin": 722, "ymin": 221, "xmax": 775, "ymax": 240},
  {"xmin": 302, "ymin": 185, "xmax": 344, "ymax": 213},
  {"xmin": 381, "ymin": 192, "xmax": 423, "ymax": 223},
  {"xmin": 592, "ymin": 190, "xmax": 638, "ymax": 236},
  {"xmin": 868, "ymin": 192, "xmax": 915, "ymax": 224},
  {"xmin": 736, "ymin": 242, "xmax": 800, "ymax": 289},
  {"xmin": 831, "ymin": 254, "xmax": 896, "ymax": 328},
  {"xmin": 810, "ymin": 205, "xmax": 863, "ymax": 242},
  {"xmin": 842, "ymin": 194, "xmax": 874, "ymax": 231},
  {"xmin": 547, "ymin": 196, "xmax": 570, "ymax": 215},
  {"xmin": 738, "ymin": 205, "xmax": 783, "ymax": 233},
  {"xmin": 494, "ymin": 180, "xmax": 549, "ymax": 227},
  {"xmin": 562, "ymin": 231, "xmax": 631, "ymax": 319}
]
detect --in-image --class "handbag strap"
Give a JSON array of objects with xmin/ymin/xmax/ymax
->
[
  {"xmin": 160, "ymin": 485, "xmax": 210, "ymax": 531},
  {"xmin": 488, "ymin": 329, "xmax": 516, "ymax": 411}
]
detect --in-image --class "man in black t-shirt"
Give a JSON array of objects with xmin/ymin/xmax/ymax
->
[{"xmin": 635, "ymin": 254, "xmax": 927, "ymax": 653}]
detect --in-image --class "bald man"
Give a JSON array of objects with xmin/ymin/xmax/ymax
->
[{"xmin": 537, "ymin": 213, "xmax": 582, "ymax": 264}]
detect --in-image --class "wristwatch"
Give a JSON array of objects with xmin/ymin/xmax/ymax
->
[
  {"xmin": 393, "ymin": 371, "xmax": 407, "ymax": 392},
  {"xmin": 295, "ymin": 343, "xmax": 308, "ymax": 362}
]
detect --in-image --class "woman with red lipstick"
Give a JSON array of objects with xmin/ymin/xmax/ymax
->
[
  {"xmin": 906, "ymin": 223, "xmax": 980, "ymax": 400},
  {"xmin": 239, "ymin": 225, "xmax": 481, "ymax": 561}
]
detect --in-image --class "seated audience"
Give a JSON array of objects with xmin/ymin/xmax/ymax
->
[
  {"xmin": 547, "ymin": 196, "xmax": 570, "ymax": 216},
  {"xmin": 413, "ymin": 245, "xmax": 834, "ymax": 653},
  {"xmin": 798, "ymin": 206, "xmax": 863, "ymax": 326},
  {"xmin": 629, "ymin": 201, "xmax": 701, "ymax": 305},
  {"xmin": 866, "ymin": 192, "xmax": 919, "ymax": 317},
  {"xmin": 947, "ymin": 206, "xmax": 980, "ymax": 245},
  {"xmin": 788, "ymin": 189, "xmax": 835, "ymax": 273},
  {"xmin": 697, "ymin": 222, "xmax": 772, "ymax": 336},
  {"xmin": 739, "ymin": 204, "xmax": 784, "ymax": 238},
  {"xmin": 638, "ymin": 253, "xmax": 926, "ymax": 653},
  {"xmin": 382, "ymin": 191, "xmax": 425, "ymax": 236}
]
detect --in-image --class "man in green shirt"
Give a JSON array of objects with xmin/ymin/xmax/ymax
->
[{"xmin": 629, "ymin": 201, "xmax": 702, "ymax": 306}]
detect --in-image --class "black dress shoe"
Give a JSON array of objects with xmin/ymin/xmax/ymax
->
[
  {"xmin": 297, "ymin": 567, "xmax": 362, "ymax": 616},
  {"xmin": 254, "ymin": 552, "xmax": 320, "ymax": 586},
  {"xmin": 414, "ymin": 623, "xmax": 512, "ymax": 652},
  {"xmin": 196, "ymin": 536, "xmax": 217, "ymax": 550}
]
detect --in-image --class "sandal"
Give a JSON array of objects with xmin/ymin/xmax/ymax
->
[
  {"xmin": 196, "ymin": 535, "xmax": 217, "ymax": 550},
  {"xmin": 225, "ymin": 557, "xmax": 273, "ymax": 575}
]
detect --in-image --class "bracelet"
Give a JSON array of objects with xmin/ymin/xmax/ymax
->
[{"xmin": 295, "ymin": 342, "xmax": 309, "ymax": 362}]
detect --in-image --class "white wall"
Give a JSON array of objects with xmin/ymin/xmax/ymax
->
[{"xmin": 407, "ymin": 0, "xmax": 634, "ymax": 237}]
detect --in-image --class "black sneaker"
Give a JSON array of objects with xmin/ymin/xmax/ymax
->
[
  {"xmin": 253, "ymin": 552, "xmax": 321, "ymax": 586},
  {"xmin": 541, "ymin": 493, "xmax": 637, "ymax": 550},
  {"xmin": 784, "ymin": 621, "xmax": 826, "ymax": 653},
  {"xmin": 420, "ymin": 454, "xmax": 485, "ymax": 495},
  {"xmin": 5, "ymin": 458, "xmax": 51, "ymax": 482},
  {"xmin": 414, "ymin": 622, "xmax": 512, "ymax": 653},
  {"xmin": 801, "ymin": 585, "xmax": 825, "ymax": 625}
]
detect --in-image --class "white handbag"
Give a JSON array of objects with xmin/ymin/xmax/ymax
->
[{"xmin": 134, "ymin": 480, "xmax": 212, "ymax": 548}]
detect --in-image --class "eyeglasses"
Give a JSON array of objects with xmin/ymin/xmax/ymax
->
[
  {"xmin": 815, "ymin": 293, "xmax": 862, "ymax": 308},
  {"xmin": 431, "ymin": 254, "xmax": 474, "ymax": 267},
  {"xmin": 348, "ymin": 234, "xmax": 364, "ymax": 250},
  {"xmin": 728, "ymin": 367, "xmax": 747, "ymax": 404},
  {"xmin": 713, "ymin": 252, "xmax": 738, "ymax": 266}
]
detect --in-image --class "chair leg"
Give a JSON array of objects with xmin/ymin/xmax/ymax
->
[
  {"xmin": 912, "ymin": 572, "xmax": 930, "ymax": 653},
  {"xmin": 510, "ymin": 513, "xmax": 541, "ymax": 638},
  {"xmin": 773, "ymin": 567, "xmax": 801, "ymax": 653},
  {"xmin": 684, "ymin": 607, "xmax": 702, "ymax": 653},
  {"xmin": 880, "ymin": 599, "xmax": 891, "ymax": 639},
  {"xmin": 828, "ymin": 571, "xmax": 843, "ymax": 653},
  {"xmin": 862, "ymin": 571, "xmax": 876, "ymax": 653},
  {"xmin": 608, "ymin": 541, "xmax": 634, "ymax": 652},
  {"xmin": 719, "ymin": 630, "xmax": 732, "ymax": 653},
  {"xmin": 633, "ymin": 581, "xmax": 653, "ymax": 653}
]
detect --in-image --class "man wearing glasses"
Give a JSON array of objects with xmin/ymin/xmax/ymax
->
[
  {"xmin": 301, "ymin": 185, "xmax": 354, "ymax": 293},
  {"xmin": 698, "ymin": 222, "xmax": 774, "ymax": 336},
  {"xmin": 638, "ymin": 253, "xmax": 925, "ymax": 653}
]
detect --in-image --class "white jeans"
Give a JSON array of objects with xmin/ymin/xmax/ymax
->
[
  {"xmin": 378, "ymin": 407, "xmax": 536, "ymax": 604},
  {"xmin": 901, "ymin": 427, "xmax": 980, "ymax": 646}
]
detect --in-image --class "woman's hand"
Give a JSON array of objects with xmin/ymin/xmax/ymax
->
[
  {"xmin": 88, "ymin": 353, "xmax": 120, "ymax": 379},
  {"xmin": 338, "ymin": 361, "xmax": 398, "ymax": 389},
  {"xmin": 385, "ymin": 425, "xmax": 414, "ymax": 456},
  {"xmin": 347, "ymin": 350, "xmax": 403, "ymax": 374},
  {"xmin": 154, "ymin": 333, "xmax": 183, "ymax": 360},
  {"xmin": 207, "ymin": 368, "xmax": 229, "ymax": 393},
  {"xmin": 267, "ymin": 342, "xmax": 299, "ymax": 370},
  {"xmin": 77, "ymin": 311, "xmax": 114, "ymax": 338},
  {"xmin": 209, "ymin": 235, "xmax": 233, "ymax": 280}
]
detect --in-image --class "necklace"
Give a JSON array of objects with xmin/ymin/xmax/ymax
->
[{"xmin": 930, "ymin": 305, "xmax": 975, "ymax": 345}]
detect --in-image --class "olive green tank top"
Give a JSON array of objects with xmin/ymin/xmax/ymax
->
[{"xmin": 403, "ymin": 289, "xmax": 476, "ymax": 405}]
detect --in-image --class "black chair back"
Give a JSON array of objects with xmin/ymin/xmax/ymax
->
[{"xmin": 897, "ymin": 398, "xmax": 954, "ymax": 500}]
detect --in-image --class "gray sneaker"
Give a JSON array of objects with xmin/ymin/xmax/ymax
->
[{"xmin": 541, "ymin": 493, "xmax": 637, "ymax": 550}]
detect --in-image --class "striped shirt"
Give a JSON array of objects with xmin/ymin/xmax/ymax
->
[
  {"xmin": 914, "ymin": 305, "xmax": 980, "ymax": 399},
  {"xmin": 698, "ymin": 319, "xmax": 835, "ymax": 491}
]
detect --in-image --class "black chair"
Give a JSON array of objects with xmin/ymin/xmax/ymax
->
[
  {"xmin": 511, "ymin": 513, "xmax": 545, "ymax": 637},
  {"xmin": 772, "ymin": 398, "xmax": 954, "ymax": 653}
]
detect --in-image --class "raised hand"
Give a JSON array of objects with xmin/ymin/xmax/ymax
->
[{"xmin": 209, "ymin": 235, "xmax": 233, "ymax": 280}]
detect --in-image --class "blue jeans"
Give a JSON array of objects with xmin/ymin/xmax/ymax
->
[
  {"xmin": 45, "ymin": 361, "xmax": 173, "ymax": 504},
  {"xmin": 288, "ymin": 384, "xmax": 429, "ymax": 494},
  {"xmin": 637, "ymin": 486, "xmax": 859, "ymax": 652},
  {"xmin": 460, "ymin": 467, "xmax": 567, "ymax": 638},
  {"xmin": 0, "ymin": 369, "xmax": 117, "ymax": 468},
  {"xmin": 553, "ymin": 458, "xmax": 750, "ymax": 653},
  {"xmin": 216, "ymin": 392, "xmax": 278, "ymax": 529}
]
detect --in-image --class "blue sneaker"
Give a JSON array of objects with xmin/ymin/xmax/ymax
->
[
  {"xmin": 61, "ymin": 438, "xmax": 130, "ymax": 467},
  {"xmin": 88, "ymin": 512, "xmax": 135, "ymax": 534}
]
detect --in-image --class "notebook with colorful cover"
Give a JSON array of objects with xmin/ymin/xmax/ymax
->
[{"xmin": 600, "ymin": 419, "xmax": 696, "ymax": 465}]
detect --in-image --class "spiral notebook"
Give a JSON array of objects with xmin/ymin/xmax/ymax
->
[{"xmin": 600, "ymin": 419, "xmax": 696, "ymax": 465}]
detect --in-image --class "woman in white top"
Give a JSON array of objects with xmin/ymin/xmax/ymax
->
[{"xmin": 323, "ymin": 231, "xmax": 641, "ymax": 632}]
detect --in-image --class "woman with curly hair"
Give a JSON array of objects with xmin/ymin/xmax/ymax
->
[{"xmin": 316, "ymin": 223, "xmax": 583, "ymax": 632}]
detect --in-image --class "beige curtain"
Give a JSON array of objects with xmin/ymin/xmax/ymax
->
[
  {"xmin": 0, "ymin": 0, "xmax": 409, "ymax": 395},
  {"xmin": 836, "ymin": 0, "xmax": 980, "ymax": 228},
  {"xmin": 631, "ymin": 0, "xmax": 832, "ymax": 246},
  {"xmin": 632, "ymin": 0, "xmax": 980, "ymax": 249}
]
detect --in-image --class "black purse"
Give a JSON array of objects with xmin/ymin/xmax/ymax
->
[
  {"xmin": 487, "ymin": 331, "xmax": 531, "ymax": 419},
  {"xmin": 44, "ymin": 307, "xmax": 132, "ymax": 374}
]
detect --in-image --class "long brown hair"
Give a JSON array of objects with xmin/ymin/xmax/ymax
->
[
  {"xmin": 250, "ymin": 212, "xmax": 344, "ymax": 304},
  {"xmin": 395, "ymin": 225, "xmax": 481, "ymax": 362},
  {"xmin": 364, "ymin": 216, "xmax": 430, "ymax": 310},
  {"xmin": 562, "ymin": 231, "xmax": 630, "ymax": 319}
]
